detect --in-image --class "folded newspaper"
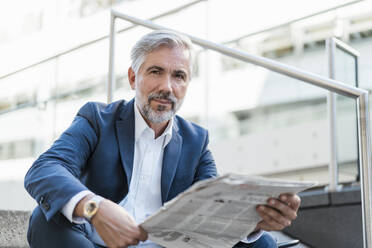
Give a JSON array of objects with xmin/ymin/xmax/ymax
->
[{"xmin": 140, "ymin": 174, "xmax": 317, "ymax": 248}]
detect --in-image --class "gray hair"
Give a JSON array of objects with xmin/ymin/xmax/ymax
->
[{"xmin": 130, "ymin": 30, "xmax": 194, "ymax": 77}]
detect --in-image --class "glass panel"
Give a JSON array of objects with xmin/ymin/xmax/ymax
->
[
  {"xmin": 201, "ymin": 50, "xmax": 330, "ymax": 185},
  {"xmin": 54, "ymin": 38, "xmax": 108, "ymax": 138},
  {"xmin": 334, "ymin": 47, "xmax": 359, "ymax": 183},
  {"xmin": 0, "ymin": 62, "xmax": 57, "ymax": 210}
]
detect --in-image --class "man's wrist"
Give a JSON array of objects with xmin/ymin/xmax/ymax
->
[
  {"xmin": 73, "ymin": 193, "xmax": 95, "ymax": 218},
  {"xmin": 83, "ymin": 195, "xmax": 104, "ymax": 222},
  {"xmin": 61, "ymin": 190, "xmax": 92, "ymax": 224}
]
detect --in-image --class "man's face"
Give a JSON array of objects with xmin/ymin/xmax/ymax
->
[{"xmin": 128, "ymin": 46, "xmax": 191, "ymax": 124}]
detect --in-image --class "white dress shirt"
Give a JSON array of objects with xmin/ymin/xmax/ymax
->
[{"xmin": 61, "ymin": 102, "xmax": 262, "ymax": 247}]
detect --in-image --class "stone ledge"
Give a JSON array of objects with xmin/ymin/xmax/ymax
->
[
  {"xmin": 0, "ymin": 210, "xmax": 30, "ymax": 248},
  {"xmin": 0, "ymin": 210, "xmax": 305, "ymax": 248}
]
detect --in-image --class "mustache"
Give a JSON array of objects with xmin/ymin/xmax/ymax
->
[{"xmin": 148, "ymin": 91, "xmax": 177, "ymax": 104}]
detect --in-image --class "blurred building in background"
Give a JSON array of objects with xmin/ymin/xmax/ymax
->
[{"xmin": 1, "ymin": 0, "xmax": 372, "ymax": 210}]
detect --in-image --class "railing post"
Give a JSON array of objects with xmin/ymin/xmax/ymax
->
[
  {"xmin": 107, "ymin": 12, "xmax": 116, "ymax": 104},
  {"xmin": 326, "ymin": 38, "xmax": 339, "ymax": 191},
  {"xmin": 357, "ymin": 92, "xmax": 372, "ymax": 248}
]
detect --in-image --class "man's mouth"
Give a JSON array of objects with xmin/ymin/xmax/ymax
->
[{"xmin": 152, "ymin": 98, "xmax": 172, "ymax": 105}]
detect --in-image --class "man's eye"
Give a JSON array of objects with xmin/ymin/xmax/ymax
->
[
  {"xmin": 175, "ymin": 73, "xmax": 185, "ymax": 80},
  {"xmin": 150, "ymin": 70, "xmax": 161, "ymax": 75}
]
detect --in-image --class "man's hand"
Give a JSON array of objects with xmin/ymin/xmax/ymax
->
[
  {"xmin": 74, "ymin": 195, "xmax": 148, "ymax": 248},
  {"xmin": 255, "ymin": 193, "xmax": 300, "ymax": 231},
  {"xmin": 91, "ymin": 199, "xmax": 148, "ymax": 248}
]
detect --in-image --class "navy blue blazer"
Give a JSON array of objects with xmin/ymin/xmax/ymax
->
[{"xmin": 24, "ymin": 99, "xmax": 217, "ymax": 222}]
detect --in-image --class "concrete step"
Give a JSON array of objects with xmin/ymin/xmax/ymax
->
[
  {"xmin": 0, "ymin": 210, "xmax": 30, "ymax": 248},
  {"xmin": 0, "ymin": 209, "xmax": 309, "ymax": 248},
  {"xmin": 284, "ymin": 186, "xmax": 363, "ymax": 248}
]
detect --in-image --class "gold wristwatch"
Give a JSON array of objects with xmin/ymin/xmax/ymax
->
[{"xmin": 83, "ymin": 195, "xmax": 103, "ymax": 222}]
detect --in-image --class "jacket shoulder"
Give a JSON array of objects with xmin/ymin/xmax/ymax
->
[
  {"xmin": 78, "ymin": 100, "xmax": 126, "ymax": 117},
  {"xmin": 174, "ymin": 115, "xmax": 208, "ymax": 139},
  {"xmin": 76, "ymin": 100, "xmax": 127, "ymax": 131}
]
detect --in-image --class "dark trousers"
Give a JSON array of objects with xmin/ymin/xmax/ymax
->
[{"xmin": 28, "ymin": 207, "xmax": 277, "ymax": 248}]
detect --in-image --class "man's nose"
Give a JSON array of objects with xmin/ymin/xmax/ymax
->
[{"xmin": 158, "ymin": 75, "xmax": 173, "ymax": 92}]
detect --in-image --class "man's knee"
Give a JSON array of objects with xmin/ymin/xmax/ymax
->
[
  {"xmin": 252, "ymin": 232, "xmax": 277, "ymax": 248},
  {"xmin": 233, "ymin": 232, "xmax": 277, "ymax": 248},
  {"xmin": 27, "ymin": 207, "xmax": 94, "ymax": 248},
  {"xmin": 27, "ymin": 207, "xmax": 47, "ymax": 246}
]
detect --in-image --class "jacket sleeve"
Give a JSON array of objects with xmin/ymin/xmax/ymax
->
[
  {"xmin": 193, "ymin": 131, "xmax": 218, "ymax": 183},
  {"xmin": 24, "ymin": 102, "xmax": 98, "ymax": 221}
]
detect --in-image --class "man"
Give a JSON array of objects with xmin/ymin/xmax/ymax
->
[{"xmin": 25, "ymin": 30, "xmax": 300, "ymax": 248}]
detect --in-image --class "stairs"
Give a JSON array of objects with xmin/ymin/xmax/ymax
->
[
  {"xmin": 0, "ymin": 210, "xmax": 30, "ymax": 248},
  {"xmin": 284, "ymin": 186, "xmax": 363, "ymax": 248}
]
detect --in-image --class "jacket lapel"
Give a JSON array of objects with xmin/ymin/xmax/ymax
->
[
  {"xmin": 115, "ymin": 99, "xmax": 135, "ymax": 187},
  {"xmin": 161, "ymin": 120, "xmax": 182, "ymax": 203}
]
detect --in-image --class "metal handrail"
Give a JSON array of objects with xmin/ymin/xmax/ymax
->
[
  {"xmin": 223, "ymin": 0, "xmax": 365, "ymax": 45},
  {"xmin": 327, "ymin": 37, "xmax": 360, "ymax": 192},
  {"xmin": 1, "ymin": 0, "xmax": 365, "ymax": 80},
  {"xmin": 108, "ymin": 10, "xmax": 372, "ymax": 247}
]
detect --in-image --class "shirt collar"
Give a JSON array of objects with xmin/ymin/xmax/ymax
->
[{"xmin": 134, "ymin": 100, "xmax": 173, "ymax": 148}]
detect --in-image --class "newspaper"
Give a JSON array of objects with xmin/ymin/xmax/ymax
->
[{"xmin": 141, "ymin": 174, "xmax": 317, "ymax": 248}]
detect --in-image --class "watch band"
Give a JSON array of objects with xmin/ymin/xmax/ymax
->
[{"xmin": 83, "ymin": 195, "xmax": 104, "ymax": 222}]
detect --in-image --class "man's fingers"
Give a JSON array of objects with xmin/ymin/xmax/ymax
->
[
  {"xmin": 126, "ymin": 237, "xmax": 140, "ymax": 246},
  {"xmin": 256, "ymin": 211, "xmax": 285, "ymax": 231},
  {"xmin": 100, "ymin": 232, "xmax": 116, "ymax": 248},
  {"xmin": 257, "ymin": 205, "xmax": 291, "ymax": 227},
  {"xmin": 121, "ymin": 225, "xmax": 147, "ymax": 242},
  {"xmin": 256, "ymin": 220, "xmax": 276, "ymax": 231},
  {"xmin": 138, "ymin": 226, "xmax": 148, "ymax": 241},
  {"xmin": 280, "ymin": 193, "xmax": 301, "ymax": 211},
  {"xmin": 267, "ymin": 198, "xmax": 297, "ymax": 220},
  {"xmin": 255, "ymin": 194, "xmax": 300, "ymax": 232},
  {"xmin": 120, "ymin": 225, "xmax": 147, "ymax": 243}
]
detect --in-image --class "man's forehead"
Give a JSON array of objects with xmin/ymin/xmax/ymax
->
[{"xmin": 141, "ymin": 47, "xmax": 191, "ymax": 72}]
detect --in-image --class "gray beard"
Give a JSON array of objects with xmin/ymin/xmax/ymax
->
[
  {"xmin": 136, "ymin": 91, "xmax": 183, "ymax": 124},
  {"xmin": 141, "ymin": 102, "xmax": 175, "ymax": 123}
]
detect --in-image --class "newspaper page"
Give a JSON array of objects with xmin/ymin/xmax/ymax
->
[{"xmin": 140, "ymin": 174, "xmax": 317, "ymax": 248}]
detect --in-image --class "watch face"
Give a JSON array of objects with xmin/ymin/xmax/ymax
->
[
  {"xmin": 83, "ymin": 196, "xmax": 102, "ymax": 221},
  {"xmin": 84, "ymin": 200, "xmax": 98, "ymax": 220},
  {"xmin": 86, "ymin": 202, "xmax": 97, "ymax": 214}
]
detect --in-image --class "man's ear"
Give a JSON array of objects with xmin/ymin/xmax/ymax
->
[{"xmin": 128, "ymin": 67, "xmax": 136, "ymax": 90}]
